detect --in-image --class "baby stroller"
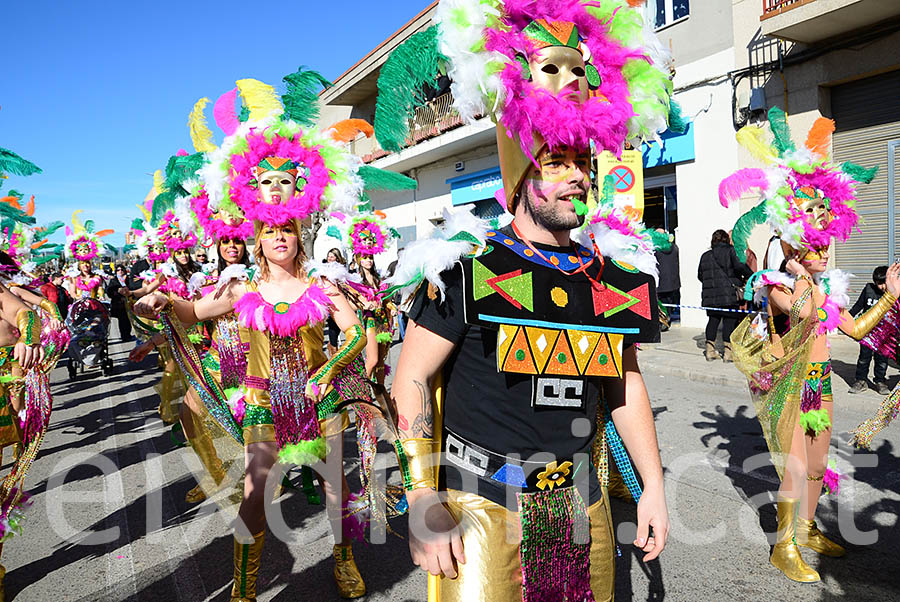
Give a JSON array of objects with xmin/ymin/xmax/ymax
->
[{"xmin": 66, "ymin": 298, "xmax": 112, "ymax": 379}]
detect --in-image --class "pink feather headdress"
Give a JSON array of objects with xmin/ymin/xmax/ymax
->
[{"xmin": 191, "ymin": 188, "xmax": 253, "ymax": 241}]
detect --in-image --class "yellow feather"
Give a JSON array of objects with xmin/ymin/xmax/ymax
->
[
  {"xmin": 153, "ymin": 169, "xmax": 166, "ymax": 195},
  {"xmin": 236, "ymin": 78, "xmax": 284, "ymax": 123},
  {"xmin": 188, "ymin": 97, "xmax": 217, "ymax": 153},
  {"xmin": 736, "ymin": 125, "xmax": 776, "ymax": 165},
  {"xmin": 71, "ymin": 210, "xmax": 84, "ymax": 234},
  {"xmin": 136, "ymin": 204, "xmax": 151, "ymax": 222}
]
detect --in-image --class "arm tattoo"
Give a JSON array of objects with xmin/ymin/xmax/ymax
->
[{"xmin": 404, "ymin": 379, "xmax": 434, "ymax": 439}]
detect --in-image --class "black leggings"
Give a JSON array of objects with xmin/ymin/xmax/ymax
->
[{"xmin": 705, "ymin": 311, "xmax": 737, "ymax": 343}]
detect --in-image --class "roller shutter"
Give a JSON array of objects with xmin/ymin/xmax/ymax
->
[{"xmin": 831, "ymin": 70, "xmax": 900, "ymax": 281}]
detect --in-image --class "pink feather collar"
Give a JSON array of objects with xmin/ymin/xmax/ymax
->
[{"xmin": 234, "ymin": 284, "xmax": 332, "ymax": 337}]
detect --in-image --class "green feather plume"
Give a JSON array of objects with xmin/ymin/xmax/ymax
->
[
  {"xmin": 767, "ymin": 107, "xmax": 795, "ymax": 157},
  {"xmin": 164, "ymin": 152, "xmax": 205, "ymax": 196},
  {"xmin": 374, "ymin": 26, "xmax": 446, "ymax": 152},
  {"xmin": 0, "ymin": 203, "xmax": 35, "ymax": 225},
  {"xmin": 841, "ymin": 162, "xmax": 878, "ymax": 184},
  {"xmin": 151, "ymin": 192, "xmax": 175, "ymax": 227},
  {"xmin": 647, "ymin": 229, "xmax": 672, "ymax": 252},
  {"xmin": 282, "ymin": 67, "xmax": 332, "ymax": 127},
  {"xmin": 130, "ymin": 218, "xmax": 146, "ymax": 231},
  {"xmin": 326, "ymin": 225, "xmax": 342, "ymax": 240},
  {"xmin": 731, "ymin": 201, "xmax": 768, "ymax": 261},
  {"xmin": 358, "ymin": 165, "xmax": 417, "ymax": 191},
  {"xmin": 103, "ymin": 243, "xmax": 118, "ymax": 255},
  {"xmin": 38, "ymin": 220, "xmax": 64, "ymax": 238},
  {"xmin": 667, "ymin": 99, "xmax": 688, "ymax": 134},
  {"xmin": 122, "ymin": 243, "xmax": 136, "ymax": 254},
  {"xmin": 84, "ymin": 219, "xmax": 95, "ymax": 233},
  {"xmin": 0, "ymin": 147, "xmax": 42, "ymax": 177}
]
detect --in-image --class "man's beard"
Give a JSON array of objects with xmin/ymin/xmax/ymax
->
[{"xmin": 521, "ymin": 186, "xmax": 586, "ymax": 233}]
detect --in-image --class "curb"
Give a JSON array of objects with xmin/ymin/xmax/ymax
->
[{"xmin": 636, "ymin": 350, "xmax": 748, "ymax": 388}]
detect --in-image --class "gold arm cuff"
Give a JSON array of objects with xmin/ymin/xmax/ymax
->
[
  {"xmin": 39, "ymin": 298, "xmax": 61, "ymax": 320},
  {"xmin": 15, "ymin": 308, "xmax": 41, "ymax": 346},
  {"xmin": 400, "ymin": 437, "xmax": 437, "ymax": 491},
  {"xmin": 310, "ymin": 324, "xmax": 366, "ymax": 387},
  {"xmin": 850, "ymin": 292, "xmax": 898, "ymax": 340}
]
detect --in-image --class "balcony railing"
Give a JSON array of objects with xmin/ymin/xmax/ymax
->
[
  {"xmin": 352, "ymin": 92, "xmax": 466, "ymax": 164},
  {"xmin": 762, "ymin": 0, "xmax": 809, "ymax": 19}
]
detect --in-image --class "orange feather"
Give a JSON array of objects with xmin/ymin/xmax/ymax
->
[
  {"xmin": 374, "ymin": 210, "xmax": 387, "ymax": 219},
  {"xmin": 95, "ymin": 229, "xmax": 115, "ymax": 237},
  {"xmin": 626, "ymin": 0, "xmax": 645, "ymax": 6},
  {"xmin": 327, "ymin": 119, "xmax": 374, "ymax": 143},
  {"xmin": 805, "ymin": 117, "xmax": 835, "ymax": 159},
  {"xmin": 0, "ymin": 196, "xmax": 21, "ymax": 210},
  {"xmin": 31, "ymin": 239, "xmax": 47, "ymax": 250},
  {"xmin": 24, "ymin": 195, "xmax": 34, "ymax": 216}
]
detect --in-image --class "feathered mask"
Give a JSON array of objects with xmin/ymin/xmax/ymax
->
[
  {"xmin": 64, "ymin": 210, "xmax": 113, "ymax": 262},
  {"xmin": 719, "ymin": 106, "xmax": 875, "ymax": 254},
  {"xmin": 158, "ymin": 210, "xmax": 198, "ymax": 252},
  {"xmin": 347, "ymin": 214, "xmax": 396, "ymax": 257}
]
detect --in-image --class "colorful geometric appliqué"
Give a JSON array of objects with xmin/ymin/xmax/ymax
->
[
  {"xmin": 626, "ymin": 283, "xmax": 652, "ymax": 320},
  {"xmin": 486, "ymin": 270, "xmax": 534, "ymax": 311},
  {"xmin": 525, "ymin": 327, "xmax": 561, "ymax": 373},
  {"xmin": 544, "ymin": 332, "xmax": 579, "ymax": 376},
  {"xmin": 502, "ymin": 326, "xmax": 537, "ymax": 373},
  {"xmin": 591, "ymin": 282, "xmax": 639, "ymax": 317},
  {"xmin": 491, "ymin": 463, "xmax": 527, "ymax": 487}
]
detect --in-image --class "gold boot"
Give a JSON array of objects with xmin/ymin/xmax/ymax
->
[
  {"xmin": 770, "ymin": 497, "xmax": 819, "ymax": 582},
  {"xmin": 231, "ymin": 529, "xmax": 265, "ymax": 602},
  {"xmin": 185, "ymin": 484, "xmax": 207, "ymax": 503},
  {"xmin": 333, "ymin": 544, "xmax": 366, "ymax": 599},
  {"xmin": 0, "ymin": 563, "xmax": 5, "ymax": 602},
  {"xmin": 796, "ymin": 517, "xmax": 846, "ymax": 557},
  {"xmin": 185, "ymin": 427, "xmax": 227, "ymax": 503}
]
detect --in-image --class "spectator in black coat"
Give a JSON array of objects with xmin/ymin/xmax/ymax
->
[
  {"xmin": 698, "ymin": 229, "xmax": 753, "ymax": 362},
  {"xmin": 849, "ymin": 266, "xmax": 890, "ymax": 394},
  {"xmin": 655, "ymin": 229, "xmax": 681, "ymax": 322},
  {"xmin": 105, "ymin": 264, "xmax": 133, "ymax": 341}
]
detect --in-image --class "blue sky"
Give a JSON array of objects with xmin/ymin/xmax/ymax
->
[{"xmin": 3, "ymin": 0, "xmax": 430, "ymax": 249}]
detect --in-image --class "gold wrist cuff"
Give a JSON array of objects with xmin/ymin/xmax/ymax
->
[
  {"xmin": 15, "ymin": 308, "xmax": 41, "ymax": 346},
  {"xmin": 39, "ymin": 299, "xmax": 61, "ymax": 320},
  {"xmin": 399, "ymin": 438, "xmax": 437, "ymax": 491},
  {"xmin": 851, "ymin": 291, "xmax": 898, "ymax": 340}
]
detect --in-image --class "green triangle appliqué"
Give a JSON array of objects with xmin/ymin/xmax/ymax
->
[
  {"xmin": 495, "ymin": 271, "xmax": 534, "ymax": 312},
  {"xmin": 473, "ymin": 259, "xmax": 497, "ymax": 301}
]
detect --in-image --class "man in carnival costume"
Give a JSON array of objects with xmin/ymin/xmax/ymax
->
[
  {"xmin": 379, "ymin": 1, "xmax": 676, "ymax": 599},
  {"xmin": 721, "ymin": 107, "xmax": 900, "ymax": 582}
]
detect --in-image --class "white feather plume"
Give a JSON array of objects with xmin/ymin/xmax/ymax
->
[{"xmin": 216, "ymin": 264, "xmax": 249, "ymax": 293}]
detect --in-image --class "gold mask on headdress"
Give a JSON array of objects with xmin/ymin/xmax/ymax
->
[
  {"xmin": 257, "ymin": 170, "xmax": 297, "ymax": 205},
  {"xmin": 529, "ymin": 46, "xmax": 590, "ymax": 103},
  {"xmin": 792, "ymin": 186, "xmax": 832, "ymax": 231}
]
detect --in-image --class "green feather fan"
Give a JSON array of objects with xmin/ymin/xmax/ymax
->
[
  {"xmin": 767, "ymin": 107, "xmax": 795, "ymax": 158},
  {"xmin": 0, "ymin": 147, "xmax": 42, "ymax": 177},
  {"xmin": 358, "ymin": 165, "xmax": 417, "ymax": 191},
  {"xmin": 130, "ymin": 218, "xmax": 146, "ymax": 231},
  {"xmin": 326, "ymin": 225, "xmax": 342, "ymax": 240},
  {"xmin": 841, "ymin": 162, "xmax": 878, "ymax": 184},
  {"xmin": 0, "ymin": 203, "xmax": 35, "ymax": 225},
  {"xmin": 151, "ymin": 192, "xmax": 175, "ymax": 227},
  {"xmin": 647, "ymin": 229, "xmax": 672, "ymax": 252},
  {"xmin": 374, "ymin": 26, "xmax": 446, "ymax": 152},
  {"xmin": 84, "ymin": 219, "xmax": 95, "ymax": 233},
  {"xmin": 39, "ymin": 220, "xmax": 65, "ymax": 238},
  {"xmin": 165, "ymin": 152, "xmax": 205, "ymax": 196},
  {"xmin": 731, "ymin": 201, "xmax": 768, "ymax": 261},
  {"xmin": 667, "ymin": 99, "xmax": 688, "ymax": 134},
  {"xmin": 282, "ymin": 67, "xmax": 332, "ymax": 127}
]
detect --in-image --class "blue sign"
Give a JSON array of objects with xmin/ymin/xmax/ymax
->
[
  {"xmin": 642, "ymin": 123, "xmax": 695, "ymax": 169},
  {"xmin": 448, "ymin": 167, "xmax": 503, "ymax": 206}
]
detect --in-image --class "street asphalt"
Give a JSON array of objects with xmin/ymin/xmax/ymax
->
[{"xmin": 5, "ymin": 323, "xmax": 900, "ymax": 601}]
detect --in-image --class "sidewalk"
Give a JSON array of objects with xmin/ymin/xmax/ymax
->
[{"xmin": 637, "ymin": 323, "xmax": 896, "ymax": 400}]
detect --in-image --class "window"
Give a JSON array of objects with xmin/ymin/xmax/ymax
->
[{"xmin": 648, "ymin": 0, "xmax": 689, "ymax": 29}]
